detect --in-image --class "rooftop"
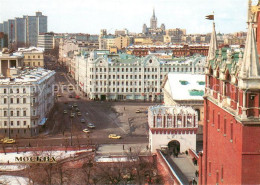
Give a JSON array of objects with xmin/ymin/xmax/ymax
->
[
  {"xmin": 0, "ymin": 68, "xmax": 55, "ymax": 85},
  {"xmin": 165, "ymin": 73, "xmax": 205, "ymax": 101}
]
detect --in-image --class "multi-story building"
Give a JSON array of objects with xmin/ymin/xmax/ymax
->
[
  {"xmin": 200, "ymin": 18, "xmax": 260, "ymax": 185},
  {"xmin": 115, "ymin": 36, "xmax": 131, "ymax": 50},
  {"xmin": 18, "ymin": 47, "xmax": 44, "ymax": 67},
  {"xmin": 142, "ymin": 9, "xmax": 165, "ymax": 35},
  {"xmin": 15, "ymin": 17, "xmax": 26, "ymax": 48},
  {"xmin": 72, "ymin": 51, "xmax": 205, "ymax": 101},
  {"xmin": 1, "ymin": 12, "xmax": 48, "ymax": 48},
  {"xmin": 115, "ymin": 28, "xmax": 129, "ymax": 36},
  {"xmin": 127, "ymin": 44, "xmax": 209, "ymax": 57},
  {"xmin": 37, "ymin": 32, "xmax": 54, "ymax": 50},
  {"xmin": 0, "ymin": 49, "xmax": 24, "ymax": 77},
  {"xmin": 0, "ymin": 68, "xmax": 55, "ymax": 138}
]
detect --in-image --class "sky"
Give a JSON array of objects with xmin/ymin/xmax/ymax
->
[{"xmin": 0, "ymin": 0, "xmax": 255, "ymax": 34}]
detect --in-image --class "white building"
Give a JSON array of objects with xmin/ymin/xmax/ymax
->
[
  {"xmin": 148, "ymin": 105, "xmax": 198, "ymax": 153},
  {"xmin": 72, "ymin": 51, "xmax": 206, "ymax": 101},
  {"xmin": 0, "ymin": 68, "xmax": 55, "ymax": 138},
  {"xmin": 37, "ymin": 32, "xmax": 54, "ymax": 51}
]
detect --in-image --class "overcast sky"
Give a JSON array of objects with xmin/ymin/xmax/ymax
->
[{"xmin": 0, "ymin": 0, "xmax": 254, "ymax": 34}]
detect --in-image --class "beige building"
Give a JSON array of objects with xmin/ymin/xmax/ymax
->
[
  {"xmin": 134, "ymin": 37, "xmax": 153, "ymax": 45},
  {"xmin": 18, "ymin": 47, "xmax": 44, "ymax": 67},
  {"xmin": 0, "ymin": 49, "xmax": 24, "ymax": 77},
  {"xmin": 106, "ymin": 38, "xmax": 116, "ymax": 49},
  {"xmin": 115, "ymin": 36, "xmax": 131, "ymax": 50}
]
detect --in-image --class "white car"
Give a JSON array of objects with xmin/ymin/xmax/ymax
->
[
  {"xmin": 83, "ymin": 129, "xmax": 90, "ymax": 133},
  {"xmin": 87, "ymin": 123, "xmax": 95, "ymax": 129}
]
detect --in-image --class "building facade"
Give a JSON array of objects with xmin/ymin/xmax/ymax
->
[
  {"xmin": 200, "ymin": 19, "xmax": 260, "ymax": 184},
  {"xmin": 0, "ymin": 68, "xmax": 55, "ymax": 138},
  {"xmin": 18, "ymin": 47, "xmax": 44, "ymax": 67},
  {"xmin": 148, "ymin": 105, "xmax": 198, "ymax": 153},
  {"xmin": 72, "ymin": 52, "xmax": 205, "ymax": 101},
  {"xmin": 37, "ymin": 32, "xmax": 54, "ymax": 50}
]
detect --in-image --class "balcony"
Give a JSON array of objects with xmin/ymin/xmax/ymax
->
[
  {"xmin": 31, "ymin": 92, "xmax": 39, "ymax": 96},
  {"xmin": 31, "ymin": 115, "xmax": 40, "ymax": 119},
  {"xmin": 31, "ymin": 102, "xmax": 39, "ymax": 107}
]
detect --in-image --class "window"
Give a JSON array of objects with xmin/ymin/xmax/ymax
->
[
  {"xmin": 23, "ymin": 111, "xmax": 26, "ymax": 116},
  {"xmin": 24, "ymin": 121, "xmax": 26, "ymax": 126},
  {"xmin": 224, "ymin": 119, "xmax": 226, "ymax": 136},
  {"xmin": 209, "ymin": 162, "xmax": 212, "ymax": 175},
  {"xmin": 23, "ymin": 98, "xmax": 26, "ymax": 104},
  {"xmin": 4, "ymin": 89, "xmax": 7, "ymax": 93},
  {"xmin": 10, "ymin": 89, "xmax": 13, "ymax": 93},
  {"xmin": 38, "ymin": 55, "xmax": 40, "ymax": 58},
  {"xmin": 17, "ymin": 111, "xmax": 20, "ymax": 116},
  {"xmin": 10, "ymin": 111, "xmax": 13, "ymax": 116},
  {"xmin": 4, "ymin": 121, "xmax": 7, "ymax": 126},
  {"xmin": 4, "ymin": 98, "xmax": 7, "ymax": 104},
  {"xmin": 4, "ymin": 111, "xmax": 7, "ymax": 117},
  {"xmin": 17, "ymin": 121, "xmax": 20, "ymax": 126},
  {"xmin": 17, "ymin": 88, "xmax": 19, "ymax": 93},
  {"xmin": 11, "ymin": 121, "xmax": 13, "ymax": 126},
  {"xmin": 217, "ymin": 113, "xmax": 220, "ymax": 131},
  {"xmin": 17, "ymin": 98, "xmax": 19, "ymax": 104},
  {"xmin": 230, "ymin": 122, "xmax": 233, "ymax": 142},
  {"xmin": 221, "ymin": 165, "xmax": 224, "ymax": 182},
  {"xmin": 10, "ymin": 98, "xmax": 13, "ymax": 104}
]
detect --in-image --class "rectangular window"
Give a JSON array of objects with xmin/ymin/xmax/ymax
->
[
  {"xmin": 231, "ymin": 123, "xmax": 233, "ymax": 141},
  {"xmin": 10, "ymin": 98, "xmax": 13, "ymax": 104},
  {"xmin": 23, "ymin": 98, "xmax": 26, "ymax": 104},
  {"xmin": 4, "ymin": 121, "xmax": 7, "ymax": 126},
  {"xmin": 10, "ymin": 111, "xmax": 13, "ymax": 116},
  {"xmin": 17, "ymin": 121, "xmax": 20, "ymax": 126},
  {"xmin": 17, "ymin": 98, "xmax": 19, "ymax": 104},
  {"xmin": 4, "ymin": 89, "xmax": 7, "ymax": 93},
  {"xmin": 224, "ymin": 119, "xmax": 226, "ymax": 136},
  {"xmin": 221, "ymin": 165, "xmax": 224, "ymax": 182},
  {"xmin": 17, "ymin": 88, "xmax": 19, "ymax": 93},
  {"xmin": 23, "ymin": 88, "xmax": 26, "ymax": 93},
  {"xmin": 17, "ymin": 111, "xmax": 20, "ymax": 116},
  {"xmin": 217, "ymin": 114, "xmax": 220, "ymax": 131},
  {"xmin": 24, "ymin": 121, "xmax": 26, "ymax": 126},
  {"xmin": 4, "ymin": 98, "xmax": 7, "ymax": 104},
  {"xmin": 4, "ymin": 111, "xmax": 7, "ymax": 117},
  {"xmin": 11, "ymin": 121, "xmax": 13, "ymax": 126},
  {"xmin": 23, "ymin": 111, "xmax": 26, "ymax": 116}
]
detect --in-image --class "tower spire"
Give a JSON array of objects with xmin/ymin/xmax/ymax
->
[
  {"xmin": 153, "ymin": 8, "xmax": 155, "ymax": 18},
  {"xmin": 239, "ymin": 21, "xmax": 260, "ymax": 78},
  {"xmin": 207, "ymin": 22, "xmax": 218, "ymax": 62},
  {"xmin": 248, "ymin": 0, "xmax": 252, "ymax": 24}
]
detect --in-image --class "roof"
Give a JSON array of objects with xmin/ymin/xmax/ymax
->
[
  {"xmin": 165, "ymin": 73, "xmax": 205, "ymax": 101},
  {"xmin": 0, "ymin": 68, "xmax": 55, "ymax": 85}
]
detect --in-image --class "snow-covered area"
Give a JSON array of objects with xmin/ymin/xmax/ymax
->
[
  {"xmin": 0, "ymin": 164, "xmax": 27, "ymax": 171},
  {"xmin": 95, "ymin": 156, "xmax": 137, "ymax": 162},
  {"xmin": 166, "ymin": 73, "xmax": 205, "ymax": 100},
  {"xmin": 0, "ymin": 149, "xmax": 91, "ymax": 163},
  {"xmin": 0, "ymin": 175, "xmax": 29, "ymax": 185}
]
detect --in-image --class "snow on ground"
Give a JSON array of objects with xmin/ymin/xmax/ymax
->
[
  {"xmin": 95, "ymin": 156, "xmax": 137, "ymax": 162},
  {"xmin": 0, "ymin": 149, "xmax": 91, "ymax": 163},
  {"xmin": 0, "ymin": 175, "xmax": 29, "ymax": 185},
  {"xmin": 0, "ymin": 164, "xmax": 27, "ymax": 171}
]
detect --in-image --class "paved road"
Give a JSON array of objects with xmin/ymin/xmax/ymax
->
[{"xmin": 5, "ymin": 65, "xmax": 152, "ymax": 148}]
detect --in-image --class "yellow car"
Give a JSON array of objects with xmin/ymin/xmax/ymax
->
[
  {"xmin": 1, "ymin": 138, "xmax": 16, "ymax": 144},
  {"xmin": 136, "ymin": 110, "xmax": 141, "ymax": 113},
  {"xmin": 57, "ymin": 94, "xmax": 62, "ymax": 97},
  {"xmin": 69, "ymin": 86, "xmax": 73, "ymax": 90},
  {"xmin": 77, "ymin": 112, "xmax": 82, "ymax": 116},
  {"xmin": 108, "ymin": 134, "xmax": 121, "ymax": 139}
]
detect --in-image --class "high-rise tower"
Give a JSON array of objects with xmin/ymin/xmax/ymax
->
[{"xmin": 150, "ymin": 8, "xmax": 157, "ymax": 30}]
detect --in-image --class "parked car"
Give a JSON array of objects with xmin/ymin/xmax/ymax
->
[
  {"xmin": 87, "ymin": 123, "xmax": 95, "ymax": 129},
  {"xmin": 108, "ymin": 134, "xmax": 121, "ymax": 139},
  {"xmin": 75, "ymin": 108, "xmax": 80, "ymax": 112},
  {"xmin": 135, "ymin": 109, "xmax": 141, "ymax": 113},
  {"xmin": 75, "ymin": 95, "xmax": 80, "ymax": 99},
  {"xmin": 77, "ymin": 112, "xmax": 82, "ymax": 116},
  {"xmin": 63, "ymin": 110, "xmax": 68, "ymax": 114},
  {"xmin": 80, "ymin": 119, "xmax": 85, "ymax": 123},
  {"xmin": 83, "ymin": 129, "xmax": 90, "ymax": 133},
  {"xmin": 70, "ymin": 113, "xmax": 75, "ymax": 118},
  {"xmin": 73, "ymin": 103, "xmax": 78, "ymax": 107}
]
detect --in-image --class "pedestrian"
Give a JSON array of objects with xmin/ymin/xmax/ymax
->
[
  {"xmin": 130, "ymin": 147, "xmax": 132, "ymax": 152},
  {"xmin": 146, "ymin": 145, "xmax": 149, "ymax": 150},
  {"xmin": 185, "ymin": 150, "xmax": 188, "ymax": 155},
  {"xmin": 123, "ymin": 144, "xmax": 124, "ymax": 150},
  {"xmin": 195, "ymin": 170, "xmax": 198, "ymax": 177}
]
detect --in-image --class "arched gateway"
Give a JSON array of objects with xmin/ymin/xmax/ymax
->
[{"xmin": 168, "ymin": 140, "xmax": 180, "ymax": 156}]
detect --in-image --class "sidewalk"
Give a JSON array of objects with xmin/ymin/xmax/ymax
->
[{"xmin": 96, "ymin": 143, "xmax": 150, "ymax": 156}]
